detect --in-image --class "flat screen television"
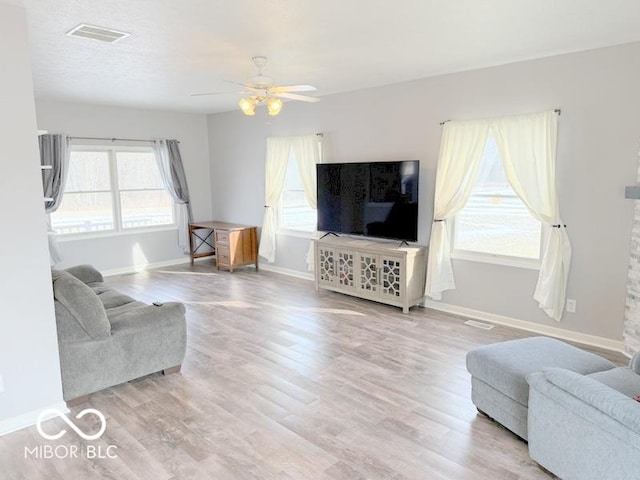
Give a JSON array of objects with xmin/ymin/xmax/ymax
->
[{"xmin": 316, "ymin": 160, "xmax": 419, "ymax": 242}]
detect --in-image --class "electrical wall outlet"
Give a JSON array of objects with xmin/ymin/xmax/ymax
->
[
  {"xmin": 566, "ymin": 299, "xmax": 577, "ymax": 313},
  {"xmin": 0, "ymin": 374, "xmax": 4, "ymax": 393}
]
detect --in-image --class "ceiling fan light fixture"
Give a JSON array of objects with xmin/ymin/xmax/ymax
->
[
  {"xmin": 267, "ymin": 97, "xmax": 283, "ymax": 116},
  {"xmin": 212, "ymin": 56, "xmax": 317, "ymax": 117},
  {"xmin": 238, "ymin": 97, "xmax": 256, "ymax": 116}
]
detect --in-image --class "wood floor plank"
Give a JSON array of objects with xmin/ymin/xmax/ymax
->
[{"xmin": 0, "ymin": 263, "xmax": 627, "ymax": 479}]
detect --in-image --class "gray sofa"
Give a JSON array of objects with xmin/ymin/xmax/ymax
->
[
  {"xmin": 527, "ymin": 353, "xmax": 640, "ymax": 480},
  {"xmin": 52, "ymin": 265, "xmax": 187, "ymax": 403},
  {"xmin": 466, "ymin": 336, "xmax": 615, "ymax": 440}
]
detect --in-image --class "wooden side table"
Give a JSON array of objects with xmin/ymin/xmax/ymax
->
[{"xmin": 189, "ymin": 221, "xmax": 258, "ymax": 272}]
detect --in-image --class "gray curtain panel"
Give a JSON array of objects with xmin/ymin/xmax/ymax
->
[
  {"xmin": 40, "ymin": 134, "xmax": 70, "ymax": 213},
  {"xmin": 165, "ymin": 139, "xmax": 193, "ymax": 223},
  {"xmin": 153, "ymin": 139, "xmax": 193, "ymax": 253},
  {"xmin": 40, "ymin": 134, "xmax": 70, "ymax": 265}
]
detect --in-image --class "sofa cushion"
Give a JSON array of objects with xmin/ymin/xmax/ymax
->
[
  {"xmin": 587, "ymin": 367, "xmax": 640, "ymax": 399},
  {"xmin": 53, "ymin": 271, "xmax": 111, "ymax": 339},
  {"xmin": 54, "ymin": 301, "xmax": 93, "ymax": 343},
  {"xmin": 532, "ymin": 368, "xmax": 640, "ymax": 436},
  {"xmin": 94, "ymin": 289, "xmax": 139, "ymax": 310},
  {"xmin": 51, "ymin": 269, "xmax": 66, "ymax": 281},
  {"xmin": 64, "ymin": 264, "xmax": 104, "ymax": 284},
  {"xmin": 105, "ymin": 301, "xmax": 148, "ymax": 320}
]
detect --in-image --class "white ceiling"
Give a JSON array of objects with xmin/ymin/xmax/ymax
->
[{"xmin": 23, "ymin": 0, "xmax": 640, "ymax": 114}]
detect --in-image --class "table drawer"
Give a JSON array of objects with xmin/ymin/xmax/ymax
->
[
  {"xmin": 217, "ymin": 253, "xmax": 230, "ymax": 266},
  {"xmin": 215, "ymin": 230, "xmax": 230, "ymax": 244}
]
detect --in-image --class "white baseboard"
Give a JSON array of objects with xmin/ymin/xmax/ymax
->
[
  {"xmin": 101, "ymin": 256, "xmax": 210, "ymax": 277},
  {"xmin": 423, "ymin": 300, "xmax": 625, "ymax": 354},
  {"xmin": 0, "ymin": 402, "xmax": 69, "ymax": 437},
  {"xmin": 259, "ymin": 263, "xmax": 314, "ymax": 281}
]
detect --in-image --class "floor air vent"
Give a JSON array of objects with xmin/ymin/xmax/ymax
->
[
  {"xmin": 66, "ymin": 24, "xmax": 131, "ymax": 43},
  {"xmin": 464, "ymin": 320, "xmax": 494, "ymax": 330}
]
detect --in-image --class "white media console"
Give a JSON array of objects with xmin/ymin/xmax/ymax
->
[{"xmin": 313, "ymin": 236, "xmax": 427, "ymax": 313}]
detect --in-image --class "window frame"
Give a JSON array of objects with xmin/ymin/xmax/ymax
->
[
  {"xmin": 450, "ymin": 220, "xmax": 545, "ymax": 270},
  {"xmin": 449, "ymin": 138, "xmax": 544, "ymax": 271},
  {"xmin": 275, "ymin": 140, "xmax": 322, "ymax": 238},
  {"xmin": 51, "ymin": 144, "xmax": 177, "ymax": 240}
]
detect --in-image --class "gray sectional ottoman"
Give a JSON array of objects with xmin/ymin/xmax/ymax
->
[{"xmin": 466, "ymin": 336, "xmax": 615, "ymax": 440}]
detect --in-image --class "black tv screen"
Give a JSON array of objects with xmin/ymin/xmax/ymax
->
[{"xmin": 317, "ymin": 160, "xmax": 419, "ymax": 242}]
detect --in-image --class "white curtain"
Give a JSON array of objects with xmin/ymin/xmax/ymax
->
[
  {"xmin": 259, "ymin": 134, "xmax": 321, "ymax": 265},
  {"xmin": 152, "ymin": 139, "xmax": 193, "ymax": 253},
  {"xmin": 258, "ymin": 137, "xmax": 292, "ymax": 263},
  {"xmin": 426, "ymin": 110, "xmax": 570, "ymax": 321},
  {"xmin": 291, "ymin": 134, "xmax": 322, "ymax": 271},
  {"xmin": 493, "ymin": 111, "xmax": 571, "ymax": 321},
  {"xmin": 291, "ymin": 135, "xmax": 320, "ymax": 209},
  {"xmin": 425, "ymin": 119, "xmax": 490, "ymax": 298}
]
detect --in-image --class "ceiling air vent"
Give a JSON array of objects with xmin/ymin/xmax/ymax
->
[{"xmin": 66, "ymin": 24, "xmax": 130, "ymax": 43}]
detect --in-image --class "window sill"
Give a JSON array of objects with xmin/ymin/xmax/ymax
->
[
  {"xmin": 54, "ymin": 225, "xmax": 178, "ymax": 242},
  {"xmin": 277, "ymin": 229, "xmax": 317, "ymax": 239},
  {"xmin": 451, "ymin": 250, "xmax": 540, "ymax": 270}
]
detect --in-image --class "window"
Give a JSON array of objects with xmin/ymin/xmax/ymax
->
[
  {"xmin": 51, "ymin": 146, "xmax": 175, "ymax": 235},
  {"xmin": 452, "ymin": 134, "xmax": 542, "ymax": 266},
  {"xmin": 277, "ymin": 142, "xmax": 321, "ymax": 234}
]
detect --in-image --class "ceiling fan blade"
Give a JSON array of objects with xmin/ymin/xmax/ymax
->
[
  {"xmin": 270, "ymin": 84, "xmax": 317, "ymax": 93},
  {"xmin": 191, "ymin": 90, "xmax": 249, "ymax": 97},
  {"xmin": 276, "ymin": 92, "xmax": 321, "ymax": 103},
  {"xmin": 225, "ymin": 80, "xmax": 265, "ymax": 93}
]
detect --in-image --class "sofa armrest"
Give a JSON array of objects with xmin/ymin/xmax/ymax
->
[
  {"xmin": 65, "ymin": 264, "xmax": 104, "ymax": 284},
  {"xmin": 528, "ymin": 368, "xmax": 640, "ymax": 435}
]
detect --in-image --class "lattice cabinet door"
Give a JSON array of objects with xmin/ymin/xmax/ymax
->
[
  {"xmin": 357, "ymin": 252, "xmax": 380, "ymax": 297},
  {"xmin": 317, "ymin": 246, "xmax": 336, "ymax": 287},
  {"xmin": 336, "ymin": 249, "xmax": 355, "ymax": 290},
  {"xmin": 379, "ymin": 255, "xmax": 403, "ymax": 301}
]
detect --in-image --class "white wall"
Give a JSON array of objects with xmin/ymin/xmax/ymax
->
[
  {"xmin": 207, "ymin": 43, "xmax": 640, "ymax": 343},
  {"xmin": 0, "ymin": 2, "xmax": 65, "ymax": 430},
  {"xmin": 35, "ymin": 100, "xmax": 212, "ymax": 272}
]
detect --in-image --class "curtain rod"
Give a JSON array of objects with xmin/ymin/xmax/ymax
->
[
  {"xmin": 69, "ymin": 136, "xmax": 180, "ymax": 144},
  {"xmin": 439, "ymin": 109, "xmax": 562, "ymax": 126}
]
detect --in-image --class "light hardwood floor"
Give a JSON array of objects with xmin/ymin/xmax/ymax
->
[{"xmin": 1, "ymin": 263, "xmax": 627, "ymax": 479}]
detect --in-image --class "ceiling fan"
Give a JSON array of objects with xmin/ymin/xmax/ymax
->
[{"xmin": 192, "ymin": 56, "xmax": 320, "ymax": 116}]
